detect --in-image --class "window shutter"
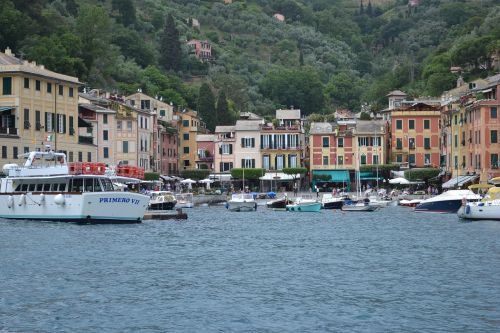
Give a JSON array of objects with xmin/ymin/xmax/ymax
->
[
  {"xmin": 45, "ymin": 112, "xmax": 48, "ymax": 132},
  {"xmin": 251, "ymin": 138, "xmax": 255, "ymax": 147},
  {"xmin": 229, "ymin": 144, "xmax": 232, "ymax": 154},
  {"xmin": 52, "ymin": 113, "xmax": 55, "ymax": 132},
  {"xmin": 252, "ymin": 159, "xmax": 255, "ymax": 168},
  {"xmin": 260, "ymin": 135, "xmax": 263, "ymax": 149},
  {"xmin": 56, "ymin": 115, "xmax": 60, "ymax": 133},
  {"xmin": 241, "ymin": 138, "xmax": 245, "ymax": 148},
  {"xmin": 63, "ymin": 115, "xmax": 66, "ymax": 133},
  {"xmin": 241, "ymin": 159, "xmax": 245, "ymax": 168},
  {"xmin": 219, "ymin": 146, "xmax": 222, "ymax": 154},
  {"xmin": 220, "ymin": 162, "xmax": 223, "ymax": 172}
]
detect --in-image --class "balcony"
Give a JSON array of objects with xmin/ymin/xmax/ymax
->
[
  {"xmin": 424, "ymin": 145, "xmax": 431, "ymax": 150},
  {"xmin": 261, "ymin": 125, "xmax": 300, "ymax": 132},
  {"xmin": 197, "ymin": 156, "xmax": 213, "ymax": 162},
  {"xmin": 0, "ymin": 127, "xmax": 18, "ymax": 136},
  {"xmin": 78, "ymin": 135, "xmax": 94, "ymax": 145}
]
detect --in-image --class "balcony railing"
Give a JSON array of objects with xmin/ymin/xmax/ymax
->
[
  {"xmin": 261, "ymin": 125, "xmax": 300, "ymax": 131},
  {"xmin": 0, "ymin": 127, "xmax": 18, "ymax": 136},
  {"xmin": 197, "ymin": 156, "xmax": 213, "ymax": 162},
  {"xmin": 78, "ymin": 135, "xmax": 94, "ymax": 145}
]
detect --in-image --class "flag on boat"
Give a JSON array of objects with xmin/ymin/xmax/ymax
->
[{"xmin": 46, "ymin": 134, "xmax": 53, "ymax": 142}]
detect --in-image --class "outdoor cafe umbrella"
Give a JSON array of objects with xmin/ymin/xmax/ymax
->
[
  {"xmin": 180, "ymin": 178, "xmax": 196, "ymax": 189},
  {"xmin": 198, "ymin": 178, "xmax": 214, "ymax": 189},
  {"xmin": 388, "ymin": 177, "xmax": 410, "ymax": 185}
]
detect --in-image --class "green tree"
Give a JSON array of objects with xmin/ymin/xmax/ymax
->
[
  {"xmin": 0, "ymin": 0, "xmax": 33, "ymax": 50},
  {"xmin": 197, "ymin": 83, "xmax": 216, "ymax": 132},
  {"xmin": 112, "ymin": 0, "xmax": 136, "ymax": 27},
  {"xmin": 324, "ymin": 72, "xmax": 364, "ymax": 112},
  {"xmin": 159, "ymin": 13, "xmax": 181, "ymax": 72},
  {"xmin": 216, "ymin": 90, "xmax": 232, "ymax": 126},
  {"xmin": 259, "ymin": 67, "xmax": 324, "ymax": 116}
]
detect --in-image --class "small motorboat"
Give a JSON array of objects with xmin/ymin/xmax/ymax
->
[
  {"xmin": 266, "ymin": 195, "xmax": 293, "ymax": 210},
  {"xmin": 415, "ymin": 189, "xmax": 481, "ymax": 213},
  {"xmin": 148, "ymin": 191, "xmax": 177, "ymax": 210},
  {"xmin": 321, "ymin": 194, "xmax": 351, "ymax": 209},
  {"xmin": 226, "ymin": 193, "xmax": 257, "ymax": 212},
  {"xmin": 175, "ymin": 192, "xmax": 194, "ymax": 208},
  {"xmin": 286, "ymin": 197, "xmax": 321, "ymax": 212},
  {"xmin": 399, "ymin": 199, "xmax": 422, "ymax": 207},
  {"xmin": 342, "ymin": 198, "xmax": 379, "ymax": 212}
]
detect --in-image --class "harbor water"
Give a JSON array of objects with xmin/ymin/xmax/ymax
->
[{"xmin": 1, "ymin": 205, "xmax": 499, "ymax": 332}]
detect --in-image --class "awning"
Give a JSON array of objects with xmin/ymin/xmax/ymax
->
[
  {"xmin": 78, "ymin": 117, "xmax": 92, "ymax": 127},
  {"xmin": 442, "ymin": 174, "xmax": 479, "ymax": 189},
  {"xmin": 209, "ymin": 174, "xmax": 232, "ymax": 182},
  {"xmin": 259, "ymin": 172, "xmax": 300, "ymax": 181},
  {"xmin": 359, "ymin": 171, "xmax": 383, "ymax": 180},
  {"xmin": 312, "ymin": 170, "xmax": 350, "ymax": 182},
  {"xmin": 0, "ymin": 106, "xmax": 15, "ymax": 112}
]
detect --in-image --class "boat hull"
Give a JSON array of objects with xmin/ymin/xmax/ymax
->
[
  {"xmin": 414, "ymin": 199, "xmax": 462, "ymax": 213},
  {"xmin": 342, "ymin": 204, "xmax": 378, "ymax": 212},
  {"xmin": 266, "ymin": 198, "xmax": 291, "ymax": 209},
  {"xmin": 457, "ymin": 203, "xmax": 500, "ymax": 220},
  {"xmin": 286, "ymin": 202, "xmax": 321, "ymax": 212},
  {"xmin": 149, "ymin": 201, "xmax": 176, "ymax": 210},
  {"xmin": 226, "ymin": 201, "xmax": 257, "ymax": 212},
  {"xmin": 322, "ymin": 200, "xmax": 344, "ymax": 209},
  {"xmin": 0, "ymin": 192, "xmax": 149, "ymax": 223}
]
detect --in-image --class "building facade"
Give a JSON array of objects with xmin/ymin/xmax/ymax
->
[{"xmin": 0, "ymin": 48, "xmax": 94, "ymax": 170}]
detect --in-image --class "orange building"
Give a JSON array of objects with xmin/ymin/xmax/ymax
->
[{"xmin": 390, "ymin": 103, "xmax": 441, "ymax": 168}]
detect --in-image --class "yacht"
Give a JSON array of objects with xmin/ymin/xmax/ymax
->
[
  {"xmin": 457, "ymin": 187, "xmax": 500, "ymax": 220},
  {"xmin": 0, "ymin": 149, "xmax": 149, "ymax": 223},
  {"xmin": 414, "ymin": 189, "xmax": 481, "ymax": 213},
  {"xmin": 226, "ymin": 193, "xmax": 257, "ymax": 212},
  {"xmin": 321, "ymin": 194, "xmax": 350, "ymax": 209},
  {"xmin": 266, "ymin": 194, "xmax": 293, "ymax": 210}
]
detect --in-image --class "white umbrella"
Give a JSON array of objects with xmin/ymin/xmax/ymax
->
[
  {"xmin": 389, "ymin": 177, "xmax": 410, "ymax": 185},
  {"xmin": 180, "ymin": 178, "xmax": 196, "ymax": 189},
  {"xmin": 199, "ymin": 178, "xmax": 214, "ymax": 189}
]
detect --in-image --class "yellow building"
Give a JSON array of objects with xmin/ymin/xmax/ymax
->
[
  {"xmin": 0, "ymin": 48, "xmax": 94, "ymax": 169},
  {"xmin": 176, "ymin": 109, "xmax": 207, "ymax": 170}
]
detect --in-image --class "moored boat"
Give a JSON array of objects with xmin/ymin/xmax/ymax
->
[
  {"xmin": 321, "ymin": 193, "xmax": 350, "ymax": 209},
  {"xmin": 0, "ymin": 149, "xmax": 149, "ymax": 223},
  {"xmin": 175, "ymin": 192, "xmax": 194, "ymax": 208},
  {"xmin": 341, "ymin": 198, "xmax": 379, "ymax": 212},
  {"xmin": 414, "ymin": 189, "xmax": 481, "ymax": 213},
  {"xmin": 458, "ymin": 187, "xmax": 500, "ymax": 220},
  {"xmin": 226, "ymin": 193, "xmax": 257, "ymax": 212},
  {"xmin": 148, "ymin": 191, "xmax": 177, "ymax": 210},
  {"xmin": 286, "ymin": 197, "xmax": 321, "ymax": 212},
  {"xmin": 266, "ymin": 195, "xmax": 293, "ymax": 210}
]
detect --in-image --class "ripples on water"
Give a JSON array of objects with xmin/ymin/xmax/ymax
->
[{"xmin": 1, "ymin": 206, "xmax": 499, "ymax": 333}]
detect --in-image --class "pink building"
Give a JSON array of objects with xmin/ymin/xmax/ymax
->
[{"xmin": 187, "ymin": 40, "xmax": 212, "ymax": 62}]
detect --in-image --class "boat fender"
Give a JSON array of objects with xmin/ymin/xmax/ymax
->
[
  {"xmin": 18, "ymin": 194, "xmax": 26, "ymax": 206},
  {"xmin": 54, "ymin": 194, "xmax": 65, "ymax": 205},
  {"xmin": 7, "ymin": 195, "xmax": 14, "ymax": 208},
  {"xmin": 461, "ymin": 197, "xmax": 466, "ymax": 206},
  {"xmin": 225, "ymin": 202, "xmax": 229, "ymax": 209},
  {"xmin": 465, "ymin": 205, "xmax": 471, "ymax": 214},
  {"xmin": 254, "ymin": 202, "xmax": 257, "ymax": 211},
  {"xmin": 40, "ymin": 193, "xmax": 45, "ymax": 205}
]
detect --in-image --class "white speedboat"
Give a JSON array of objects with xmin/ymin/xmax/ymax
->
[
  {"xmin": 148, "ymin": 191, "xmax": 177, "ymax": 210},
  {"xmin": 175, "ymin": 192, "xmax": 194, "ymax": 208},
  {"xmin": 0, "ymin": 149, "xmax": 149, "ymax": 223},
  {"xmin": 321, "ymin": 194, "xmax": 350, "ymax": 209},
  {"xmin": 414, "ymin": 189, "xmax": 481, "ymax": 213},
  {"xmin": 286, "ymin": 197, "xmax": 321, "ymax": 212},
  {"xmin": 226, "ymin": 193, "xmax": 257, "ymax": 212},
  {"xmin": 458, "ymin": 187, "xmax": 500, "ymax": 220},
  {"xmin": 342, "ymin": 198, "xmax": 379, "ymax": 212}
]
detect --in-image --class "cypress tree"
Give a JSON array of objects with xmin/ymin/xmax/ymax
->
[
  {"xmin": 359, "ymin": 0, "xmax": 364, "ymax": 15},
  {"xmin": 197, "ymin": 83, "xmax": 216, "ymax": 132},
  {"xmin": 216, "ymin": 90, "xmax": 231, "ymax": 126},
  {"xmin": 367, "ymin": 1, "xmax": 373, "ymax": 17},
  {"xmin": 160, "ymin": 13, "xmax": 181, "ymax": 71}
]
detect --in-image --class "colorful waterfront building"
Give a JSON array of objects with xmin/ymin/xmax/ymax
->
[
  {"xmin": 389, "ymin": 103, "xmax": 441, "ymax": 168},
  {"xmin": 196, "ymin": 134, "xmax": 216, "ymax": 171},
  {"xmin": 177, "ymin": 109, "xmax": 207, "ymax": 171},
  {"xmin": 213, "ymin": 125, "xmax": 236, "ymax": 175},
  {"xmin": 0, "ymin": 48, "xmax": 94, "ymax": 170},
  {"xmin": 234, "ymin": 113, "xmax": 264, "ymax": 169},
  {"xmin": 439, "ymin": 74, "xmax": 500, "ymax": 185}
]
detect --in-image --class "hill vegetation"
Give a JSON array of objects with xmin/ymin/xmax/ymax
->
[{"xmin": 1, "ymin": 0, "xmax": 499, "ymax": 122}]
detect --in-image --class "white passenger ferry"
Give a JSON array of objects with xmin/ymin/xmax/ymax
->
[{"xmin": 0, "ymin": 148, "xmax": 149, "ymax": 223}]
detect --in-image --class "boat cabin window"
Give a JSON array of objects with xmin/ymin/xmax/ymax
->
[
  {"xmin": 58, "ymin": 183, "xmax": 66, "ymax": 192},
  {"xmin": 36, "ymin": 184, "xmax": 43, "ymax": 191},
  {"xmin": 43, "ymin": 183, "xmax": 51, "ymax": 191},
  {"xmin": 28, "ymin": 184, "xmax": 36, "ymax": 192},
  {"xmin": 70, "ymin": 178, "xmax": 84, "ymax": 192},
  {"xmin": 100, "ymin": 178, "xmax": 114, "ymax": 191}
]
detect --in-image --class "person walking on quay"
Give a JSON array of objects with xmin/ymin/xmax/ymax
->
[
  {"xmin": 293, "ymin": 183, "xmax": 298, "ymax": 196},
  {"xmin": 314, "ymin": 184, "xmax": 319, "ymax": 198}
]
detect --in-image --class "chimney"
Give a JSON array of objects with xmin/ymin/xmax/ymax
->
[{"xmin": 4, "ymin": 47, "xmax": 12, "ymax": 56}]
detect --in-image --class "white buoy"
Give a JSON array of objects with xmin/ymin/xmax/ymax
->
[
  {"xmin": 7, "ymin": 195, "xmax": 13, "ymax": 208},
  {"xmin": 40, "ymin": 193, "xmax": 45, "ymax": 204},
  {"xmin": 54, "ymin": 194, "xmax": 65, "ymax": 205}
]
